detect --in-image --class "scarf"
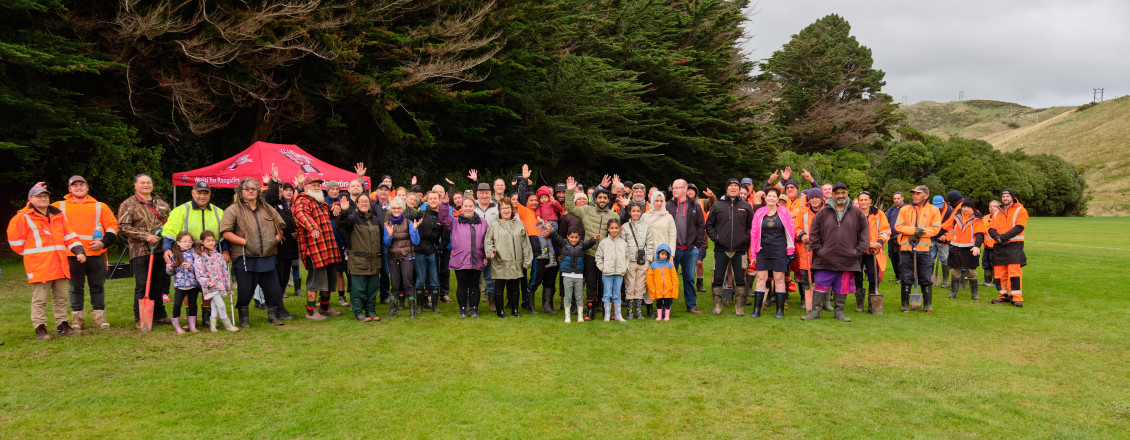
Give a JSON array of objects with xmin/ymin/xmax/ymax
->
[{"xmin": 390, "ymin": 213, "xmax": 405, "ymax": 224}]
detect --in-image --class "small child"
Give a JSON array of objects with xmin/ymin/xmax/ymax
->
[
  {"xmin": 595, "ymin": 219, "xmax": 630, "ymax": 322},
  {"xmin": 165, "ymin": 232, "xmax": 200, "ymax": 334},
  {"xmin": 191, "ymin": 231, "xmax": 239, "ymax": 332},
  {"xmin": 647, "ymin": 244, "xmax": 679, "ymax": 321},
  {"xmin": 546, "ymin": 227, "xmax": 596, "ymax": 323}
]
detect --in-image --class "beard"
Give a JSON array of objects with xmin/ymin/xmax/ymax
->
[{"xmin": 306, "ymin": 190, "xmax": 325, "ymax": 203}]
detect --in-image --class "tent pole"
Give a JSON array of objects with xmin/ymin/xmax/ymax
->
[{"xmin": 173, "ymin": 183, "xmax": 177, "ymax": 206}]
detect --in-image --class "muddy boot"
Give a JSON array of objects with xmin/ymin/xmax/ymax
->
[
  {"xmin": 696, "ymin": 277, "xmax": 704, "ymax": 292},
  {"xmin": 946, "ymin": 278, "xmax": 959, "ymax": 299},
  {"xmin": 238, "ymin": 306, "xmax": 250, "ymax": 328},
  {"xmin": 71, "ymin": 311, "xmax": 85, "ymax": 331},
  {"xmin": 267, "ymin": 307, "xmax": 285, "ymax": 326},
  {"xmin": 35, "ymin": 324, "xmax": 52, "ymax": 341},
  {"xmin": 981, "ymin": 271, "xmax": 994, "ymax": 287},
  {"xmin": 833, "ymin": 294, "xmax": 852, "ymax": 322},
  {"xmin": 900, "ymin": 284, "xmax": 911, "ymax": 312},
  {"xmin": 254, "ymin": 299, "xmax": 266, "ymax": 311},
  {"xmin": 940, "ymin": 268, "xmax": 951, "ymax": 289},
  {"xmin": 774, "ymin": 293, "xmax": 786, "ymax": 319},
  {"xmin": 923, "ymin": 285, "xmax": 934, "ymax": 313},
  {"xmin": 711, "ymin": 286, "xmax": 724, "ymax": 315},
  {"xmin": 386, "ymin": 297, "xmax": 399, "ymax": 318},
  {"xmin": 541, "ymin": 288, "xmax": 555, "ymax": 314},
  {"xmin": 733, "ymin": 286, "xmax": 748, "ymax": 316},
  {"xmin": 487, "ymin": 292, "xmax": 496, "ymax": 312},
  {"xmin": 408, "ymin": 296, "xmax": 417, "ymax": 319},
  {"xmin": 221, "ymin": 317, "xmax": 240, "ymax": 332},
  {"xmin": 92, "ymin": 310, "xmax": 110, "ymax": 329},
  {"xmin": 970, "ymin": 280, "xmax": 980, "ymax": 300},
  {"xmin": 802, "ymin": 293, "xmax": 824, "ymax": 321},
  {"xmin": 278, "ymin": 304, "xmax": 296, "ymax": 320},
  {"xmin": 854, "ymin": 290, "xmax": 865, "ymax": 313},
  {"xmin": 822, "ymin": 291, "xmax": 834, "ymax": 312}
]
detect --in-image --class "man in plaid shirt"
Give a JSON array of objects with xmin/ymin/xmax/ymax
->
[{"xmin": 293, "ymin": 173, "xmax": 344, "ymax": 320}]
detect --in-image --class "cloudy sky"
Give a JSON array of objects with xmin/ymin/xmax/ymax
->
[{"xmin": 741, "ymin": 0, "xmax": 1130, "ymax": 108}]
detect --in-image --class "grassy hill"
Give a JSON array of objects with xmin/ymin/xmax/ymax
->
[{"xmin": 900, "ymin": 98, "xmax": 1130, "ymax": 216}]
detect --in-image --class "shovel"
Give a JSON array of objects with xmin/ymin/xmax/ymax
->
[
  {"xmin": 931, "ymin": 247, "xmax": 943, "ymax": 286},
  {"xmin": 909, "ymin": 247, "xmax": 923, "ymax": 311},
  {"xmin": 868, "ymin": 255, "xmax": 883, "ymax": 314},
  {"xmin": 138, "ymin": 252, "xmax": 155, "ymax": 332}
]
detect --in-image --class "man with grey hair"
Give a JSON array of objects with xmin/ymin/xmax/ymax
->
[
  {"xmin": 804, "ymin": 183, "xmax": 869, "ymax": 322},
  {"xmin": 666, "ymin": 178, "xmax": 705, "ymax": 314}
]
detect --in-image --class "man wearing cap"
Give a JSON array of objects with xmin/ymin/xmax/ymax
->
[
  {"xmin": 9, "ymin": 184, "xmax": 86, "ymax": 340},
  {"xmin": 117, "ymin": 173, "xmax": 172, "ymax": 330},
  {"xmin": 162, "ymin": 179, "xmax": 226, "ymax": 328},
  {"xmin": 987, "ymin": 189, "xmax": 1028, "ymax": 307},
  {"xmin": 52, "ymin": 176, "xmax": 118, "ymax": 330},
  {"xmin": 292, "ymin": 173, "xmax": 344, "ymax": 320},
  {"xmin": 619, "ymin": 182, "xmax": 650, "ymax": 223},
  {"xmin": 885, "ymin": 191, "xmax": 906, "ymax": 283},
  {"xmin": 894, "ymin": 185, "xmax": 942, "ymax": 312},
  {"xmin": 265, "ymin": 165, "xmax": 304, "ymax": 304},
  {"xmin": 803, "ymin": 183, "xmax": 869, "ymax": 322},
  {"xmin": 705, "ymin": 178, "xmax": 754, "ymax": 315},
  {"xmin": 666, "ymin": 179, "xmax": 706, "ymax": 314}
]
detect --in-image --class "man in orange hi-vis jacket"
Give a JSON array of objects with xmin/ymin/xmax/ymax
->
[
  {"xmin": 8, "ymin": 184, "xmax": 87, "ymax": 341},
  {"xmin": 894, "ymin": 185, "xmax": 942, "ymax": 313},
  {"xmin": 987, "ymin": 189, "xmax": 1029, "ymax": 307}
]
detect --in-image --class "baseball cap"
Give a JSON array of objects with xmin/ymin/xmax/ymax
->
[
  {"xmin": 476, "ymin": 182, "xmax": 491, "ymax": 192},
  {"xmin": 28, "ymin": 185, "xmax": 50, "ymax": 199},
  {"xmin": 555, "ymin": 183, "xmax": 567, "ymax": 193},
  {"xmin": 411, "ymin": 184, "xmax": 423, "ymax": 194},
  {"xmin": 931, "ymin": 195, "xmax": 944, "ymax": 209},
  {"xmin": 832, "ymin": 182, "xmax": 848, "ymax": 191},
  {"xmin": 305, "ymin": 174, "xmax": 325, "ymax": 185},
  {"xmin": 377, "ymin": 182, "xmax": 391, "ymax": 190},
  {"xmin": 68, "ymin": 175, "xmax": 87, "ymax": 186},
  {"xmin": 740, "ymin": 177, "xmax": 754, "ymax": 186},
  {"xmin": 911, "ymin": 185, "xmax": 929, "ymax": 194},
  {"xmin": 192, "ymin": 181, "xmax": 212, "ymax": 192}
]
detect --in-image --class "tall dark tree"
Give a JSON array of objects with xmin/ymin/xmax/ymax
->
[{"xmin": 755, "ymin": 13, "xmax": 902, "ymax": 152}]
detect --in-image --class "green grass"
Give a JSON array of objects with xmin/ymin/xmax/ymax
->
[{"xmin": 2, "ymin": 218, "xmax": 1129, "ymax": 439}]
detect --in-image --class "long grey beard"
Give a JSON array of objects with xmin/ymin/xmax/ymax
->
[{"xmin": 307, "ymin": 190, "xmax": 324, "ymax": 203}]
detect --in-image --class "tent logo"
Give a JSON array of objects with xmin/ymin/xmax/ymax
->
[
  {"xmin": 274, "ymin": 149, "xmax": 321, "ymax": 174},
  {"xmin": 226, "ymin": 154, "xmax": 253, "ymax": 170}
]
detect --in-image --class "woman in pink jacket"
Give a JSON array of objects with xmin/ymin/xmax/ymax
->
[{"xmin": 748, "ymin": 187, "xmax": 796, "ymax": 319}]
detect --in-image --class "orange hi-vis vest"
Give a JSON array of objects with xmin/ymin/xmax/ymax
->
[
  {"xmin": 894, "ymin": 203, "xmax": 942, "ymax": 252},
  {"xmin": 52, "ymin": 194, "xmax": 119, "ymax": 257},
  {"xmin": 988, "ymin": 202, "xmax": 1028, "ymax": 242},
  {"xmin": 944, "ymin": 212, "xmax": 984, "ymax": 248},
  {"xmin": 792, "ymin": 206, "xmax": 819, "ymax": 270},
  {"xmin": 7, "ymin": 205, "xmax": 84, "ymax": 283}
]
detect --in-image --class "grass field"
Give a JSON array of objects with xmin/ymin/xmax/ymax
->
[{"xmin": 2, "ymin": 218, "xmax": 1129, "ymax": 439}]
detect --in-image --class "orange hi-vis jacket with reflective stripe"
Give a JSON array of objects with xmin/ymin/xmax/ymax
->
[
  {"xmin": 944, "ymin": 212, "xmax": 985, "ymax": 248},
  {"xmin": 7, "ymin": 204, "xmax": 85, "ymax": 284},
  {"xmin": 988, "ymin": 202, "xmax": 1028, "ymax": 243},
  {"xmin": 792, "ymin": 206, "xmax": 819, "ymax": 270},
  {"xmin": 52, "ymin": 194, "xmax": 119, "ymax": 257},
  {"xmin": 866, "ymin": 208, "xmax": 891, "ymax": 252},
  {"xmin": 894, "ymin": 203, "xmax": 942, "ymax": 252},
  {"xmin": 784, "ymin": 192, "xmax": 807, "ymax": 217}
]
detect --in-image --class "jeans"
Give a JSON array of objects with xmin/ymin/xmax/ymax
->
[
  {"xmin": 131, "ymin": 255, "xmax": 168, "ymax": 322},
  {"xmin": 483, "ymin": 263, "xmax": 495, "ymax": 294},
  {"xmin": 674, "ymin": 248, "xmax": 699, "ymax": 309},
  {"xmin": 899, "ymin": 250, "xmax": 933, "ymax": 286},
  {"xmin": 601, "ymin": 275, "xmax": 624, "ymax": 304},
  {"xmin": 414, "ymin": 252, "xmax": 439, "ymax": 290},
  {"xmin": 932, "ymin": 242, "xmax": 950, "ymax": 268},
  {"xmin": 68, "ymin": 254, "xmax": 107, "ymax": 311}
]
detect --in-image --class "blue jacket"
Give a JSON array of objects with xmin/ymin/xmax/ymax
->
[{"xmin": 547, "ymin": 230, "xmax": 596, "ymax": 275}]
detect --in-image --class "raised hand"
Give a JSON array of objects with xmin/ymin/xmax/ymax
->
[
  {"xmin": 384, "ymin": 222, "xmax": 395, "ymax": 235},
  {"xmin": 262, "ymin": 173, "xmax": 270, "ymax": 184},
  {"xmin": 411, "ymin": 176, "xmax": 418, "ymax": 185},
  {"xmin": 801, "ymin": 169, "xmax": 813, "ymax": 182},
  {"xmin": 271, "ymin": 163, "xmax": 280, "ymax": 181},
  {"xmin": 703, "ymin": 188, "xmax": 715, "ymax": 198},
  {"xmin": 412, "ymin": 218, "xmax": 422, "ymax": 229},
  {"xmin": 600, "ymin": 174, "xmax": 612, "ymax": 189},
  {"xmin": 781, "ymin": 167, "xmax": 792, "ymax": 181},
  {"xmin": 768, "ymin": 170, "xmax": 779, "ymax": 183},
  {"xmin": 354, "ymin": 162, "xmax": 367, "ymax": 177},
  {"xmin": 521, "ymin": 164, "xmax": 531, "ymax": 180},
  {"xmin": 612, "ymin": 174, "xmax": 621, "ymax": 188},
  {"xmin": 566, "ymin": 176, "xmax": 577, "ymax": 191},
  {"xmin": 295, "ymin": 171, "xmax": 306, "ymax": 187},
  {"xmin": 445, "ymin": 177, "xmax": 455, "ymax": 186},
  {"xmin": 468, "ymin": 169, "xmax": 478, "ymax": 181},
  {"xmin": 340, "ymin": 196, "xmax": 350, "ymax": 211}
]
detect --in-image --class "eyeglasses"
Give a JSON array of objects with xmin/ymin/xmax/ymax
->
[{"xmin": 242, "ymin": 187, "xmax": 258, "ymax": 192}]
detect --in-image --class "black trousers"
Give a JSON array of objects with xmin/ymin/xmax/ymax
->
[
  {"xmin": 436, "ymin": 249, "xmax": 451, "ymax": 295},
  {"xmin": 173, "ymin": 287, "xmax": 200, "ymax": 317},
  {"xmin": 233, "ymin": 266, "xmax": 284, "ymax": 308},
  {"xmin": 499, "ymin": 278, "xmax": 521, "ymax": 310},
  {"xmin": 454, "ymin": 269, "xmax": 482, "ymax": 308},
  {"xmin": 711, "ymin": 251, "xmax": 746, "ymax": 287},
  {"xmin": 528, "ymin": 258, "xmax": 558, "ymax": 298},
  {"xmin": 856, "ymin": 253, "xmax": 879, "ymax": 294},
  {"xmin": 131, "ymin": 255, "xmax": 168, "ymax": 321},
  {"xmin": 69, "ymin": 254, "xmax": 107, "ymax": 311},
  {"xmin": 888, "ymin": 241, "xmax": 902, "ymax": 280},
  {"xmin": 899, "ymin": 250, "xmax": 933, "ymax": 286},
  {"xmin": 275, "ymin": 258, "xmax": 296, "ymax": 293},
  {"xmin": 583, "ymin": 255, "xmax": 604, "ymax": 308},
  {"xmin": 389, "ymin": 258, "xmax": 415, "ymax": 296}
]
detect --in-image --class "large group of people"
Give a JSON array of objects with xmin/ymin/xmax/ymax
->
[{"xmin": 4, "ymin": 164, "xmax": 1030, "ymax": 343}]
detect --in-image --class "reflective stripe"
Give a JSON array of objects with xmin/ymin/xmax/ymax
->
[
  {"xmin": 77, "ymin": 235, "xmax": 95, "ymax": 240},
  {"xmin": 95, "ymin": 202, "xmax": 102, "ymax": 231},
  {"xmin": 27, "ymin": 273, "xmax": 33, "ymax": 279},
  {"xmin": 951, "ymin": 243, "xmax": 975, "ymax": 248},
  {"xmin": 1012, "ymin": 206, "xmax": 1021, "ymax": 225},
  {"xmin": 8, "ymin": 240, "xmax": 24, "ymax": 246},
  {"xmin": 1014, "ymin": 235, "xmax": 1025, "ymax": 240},
  {"xmin": 105, "ymin": 228, "xmax": 117, "ymax": 234},
  {"xmin": 929, "ymin": 222, "xmax": 942, "ymax": 226},
  {"xmin": 64, "ymin": 233, "xmax": 79, "ymax": 240},
  {"xmin": 22, "ymin": 245, "xmax": 68, "ymax": 255},
  {"xmin": 23, "ymin": 214, "xmax": 43, "ymax": 248}
]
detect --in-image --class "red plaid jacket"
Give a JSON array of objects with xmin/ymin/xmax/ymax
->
[{"xmin": 292, "ymin": 193, "xmax": 342, "ymax": 269}]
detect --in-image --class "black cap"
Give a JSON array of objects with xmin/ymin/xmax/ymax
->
[
  {"xmin": 947, "ymin": 190, "xmax": 963, "ymax": 205},
  {"xmin": 555, "ymin": 183, "xmax": 567, "ymax": 193},
  {"xmin": 192, "ymin": 181, "xmax": 211, "ymax": 192},
  {"xmin": 281, "ymin": 182, "xmax": 295, "ymax": 191},
  {"xmin": 832, "ymin": 182, "xmax": 848, "ymax": 191},
  {"xmin": 377, "ymin": 182, "xmax": 391, "ymax": 190},
  {"xmin": 411, "ymin": 184, "xmax": 423, "ymax": 194},
  {"xmin": 726, "ymin": 178, "xmax": 740, "ymax": 188},
  {"xmin": 962, "ymin": 198, "xmax": 976, "ymax": 210},
  {"xmin": 784, "ymin": 179, "xmax": 800, "ymax": 188}
]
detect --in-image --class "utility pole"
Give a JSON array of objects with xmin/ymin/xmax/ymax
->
[
  {"xmin": 958, "ymin": 91, "xmax": 964, "ymax": 101},
  {"xmin": 1093, "ymin": 88, "xmax": 1105, "ymax": 103}
]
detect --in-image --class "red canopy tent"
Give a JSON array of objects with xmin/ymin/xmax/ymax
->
[{"xmin": 171, "ymin": 142, "xmax": 368, "ymax": 198}]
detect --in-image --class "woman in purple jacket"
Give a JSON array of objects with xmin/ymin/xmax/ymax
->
[
  {"xmin": 748, "ymin": 187, "xmax": 796, "ymax": 319},
  {"xmin": 439, "ymin": 196, "xmax": 490, "ymax": 318}
]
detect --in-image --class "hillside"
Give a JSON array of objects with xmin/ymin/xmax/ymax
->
[{"xmin": 900, "ymin": 98, "xmax": 1130, "ymax": 216}]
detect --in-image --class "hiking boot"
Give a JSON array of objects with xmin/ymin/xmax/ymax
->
[
  {"xmin": 923, "ymin": 285, "xmax": 934, "ymax": 313},
  {"xmin": 267, "ymin": 307, "xmax": 285, "ymax": 326},
  {"xmin": 71, "ymin": 311, "xmax": 85, "ymax": 330},
  {"xmin": 92, "ymin": 310, "xmax": 110, "ymax": 329},
  {"xmin": 321, "ymin": 306, "xmax": 343, "ymax": 317},
  {"xmin": 339, "ymin": 293, "xmax": 349, "ymax": 307},
  {"xmin": 57, "ymin": 321, "xmax": 80, "ymax": 337},
  {"xmin": 833, "ymin": 294, "xmax": 851, "ymax": 322},
  {"xmin": 470, "ymin": 306, "xmax": 480, "ymax": 318},
  {"xmin": 854, "ymin": 291, "xmax": 865, "ymax": 313},
  {"xmin": 696, "ymin": 277, "xmax": 705, "ymax": 292},
  {"xmin": 711, "ymin": 287, "xmax": 724, "ymax": 315},
  {"xmin": 36, "ymin": 324, "xmax": 52, "ymax": 340}
]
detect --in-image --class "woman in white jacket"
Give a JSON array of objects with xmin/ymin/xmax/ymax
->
[{"xmin": 641, "ymin": 192, "xmax": 676, "ymax": 264}]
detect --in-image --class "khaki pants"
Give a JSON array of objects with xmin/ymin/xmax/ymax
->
[
  {"xmin": 32, "ymin": 279, "xmax": 69, "ymax": 329},
  {"xmin": 625, "ymin": 262, "xmax": 651, "ymax": 303}
]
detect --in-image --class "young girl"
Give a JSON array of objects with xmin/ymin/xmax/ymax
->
[
  {"xmin": 595, "ymin": 218, "xmax": 630, "ymax": 322},
  {"xmin": 191, "ymin": 231, "xmax": 239, "ymax": 332},
  {"xmin": 165, "ymin": 232, "xmax": 200, "ymax": 334},
  {"xmin": 647, "ymin": 244, "xmax": 679, "ymax": 321}
]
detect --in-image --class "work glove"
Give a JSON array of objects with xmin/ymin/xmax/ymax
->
[{"xmin": 913, "ymin": 227, "xmax": 925, "ymax": 238}]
